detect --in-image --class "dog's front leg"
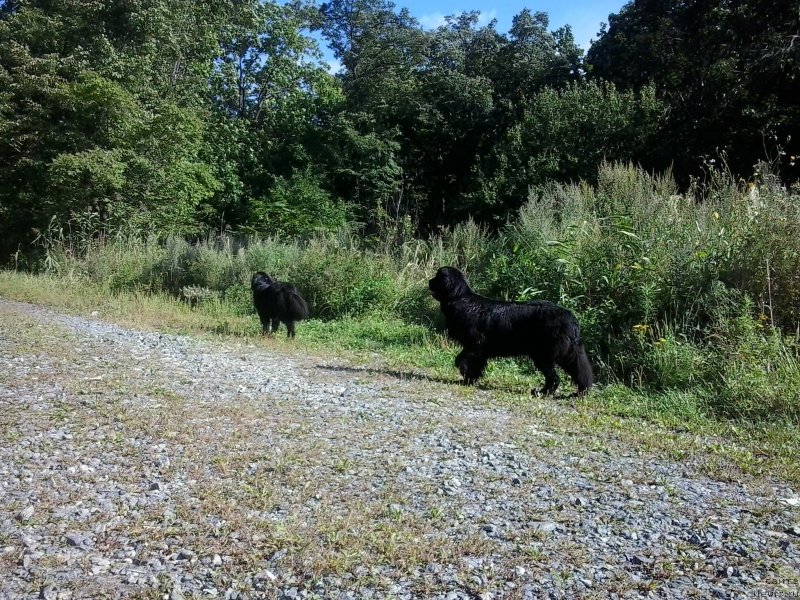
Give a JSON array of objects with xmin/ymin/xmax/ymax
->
[{"xmin": 456, "ymin": 350, "xmax": 487, "ymax": 385}]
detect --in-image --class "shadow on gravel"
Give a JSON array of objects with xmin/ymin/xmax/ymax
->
[
  {"xmin": 317, "ymin": 363, "xmax": 582, "ymax": 403},
  {"xmin": 316, "ymin": 363, "xmax": 456, "ymax": 386}
]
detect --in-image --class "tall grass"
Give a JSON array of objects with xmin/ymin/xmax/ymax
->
[{"xmin": 27, "ymin": 162, "xmax": 800, "ymax": 422}]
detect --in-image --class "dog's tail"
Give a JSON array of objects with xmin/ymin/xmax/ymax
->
[
  {"xmin": 559, "ymin": 322, "xmax": 593, "ymax": 395},
  {"xmin": 567, "ymin": 339, "xmax": 593, "ymax": 395},
  {"xmin": 285, "ymin": 289, "xmax": 309, "ymax": 321}
]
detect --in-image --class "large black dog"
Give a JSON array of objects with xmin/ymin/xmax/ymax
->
[
  {"xmin": 251, "ymin": 271, "xmax": 309, "ymax": 338},
  {"xmin": 429, "ymin": 266, "xmax": 592, "ymax": 396}
]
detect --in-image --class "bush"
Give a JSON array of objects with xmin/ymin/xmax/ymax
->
[
  {"xmin": 248, "ymin": 170, "xmax": 348, "ymax": 238},
  {"xmin": 30, "ymin": 162, "xmax": 800, "ymax": 422}
]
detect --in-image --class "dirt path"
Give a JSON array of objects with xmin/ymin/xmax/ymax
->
[{"xmin": 0, "ymin": 298, "xmax": 798, "ymax": 599}]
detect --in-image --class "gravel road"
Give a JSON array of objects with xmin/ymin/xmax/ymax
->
[{"xmin": 1, "ymin": 298, "xmax": 798, "ymax": 599}]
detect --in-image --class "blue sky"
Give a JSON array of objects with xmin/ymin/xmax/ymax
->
[
  {"xmin": 315, "ymin": 0, "xmax": 627, "ymax": 72},
  {"xmin": 410, "ymin": 0, "xmax": 625, "ymax": 49}
]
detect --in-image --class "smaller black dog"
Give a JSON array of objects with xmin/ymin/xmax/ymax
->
[{"xmin": 251, "ymin": 271, "xmax": 309, "ymax": 338}]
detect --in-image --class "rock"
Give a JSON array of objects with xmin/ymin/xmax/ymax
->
[
  {"xmin": 176, "ymin": 548, "xmax": 195, "ymax": 560},
  {"xmin": 530, "ymin": 521, "xmax": 557, "ymax": 534},
  {"xmin": 170, "ymin": 588, "xmax": 185, "ymax": 600},
  {"xmin": 17, "ymin": 506, "xmax": 35, "ymax": 522},
  {"xmin": 39, "ymin": 586, "xmax": 57, "ymax": 600},
  {"xmin": 65, "ymin": 533, "xmax": 86, "ymax": 548},
  {"xmin": 270, "ymin": 549, "xmax": 288, "ymax": 563}
]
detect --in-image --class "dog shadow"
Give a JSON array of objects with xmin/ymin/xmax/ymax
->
[
  {"xmin": 315, "ymin": 363, "xmax": 455, "ymax": 386},
  {"xmin": 315, "ymin": 363, "xmax": 581, "ymax": 401}
]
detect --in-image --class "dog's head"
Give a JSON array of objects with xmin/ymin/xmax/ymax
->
[
  {"xmin": 429, "ymin": 266, "xmax": 470, "ymax": 302},
  {"xmin": 251, "ymin": 271, "xmax": 274, "ymax": 290}
]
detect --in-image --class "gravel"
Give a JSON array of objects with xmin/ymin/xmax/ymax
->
[{"xmin": 1, "ymin": 298, "xmax": 798, "ymax": 599}]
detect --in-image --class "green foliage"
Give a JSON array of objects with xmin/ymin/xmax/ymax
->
[
  {"xmin": 47, "ymin": 149, "xmax": 128, "ymax": 213},
  {"xmin": 525, "ymin": 81, "xmax": 664, "ymax": 183},
  {"xmin": 482, "ymin": 81, "xmax": 665, "ymax": 212},
  {"xmin": 0, "ymin": 0, "xmax": 337, "ymax": 256},
  {"xmin": 248, "ymin": 170, "xmax": 348, "ymax": 238},
  {"xmin": 702, "ymin": 286, "xmax": 800, "ymax": 422},
  {"xmin": 0, "ymin": 1, "xmax": 233, "ymax": 255},
  {"xmin": 492, "ymin": 164, "xmax": 800, "ymax": 424},
  {"xmin": 29, "ymin": 163, "xmax": 800, "ymax": 426},
  {"xmin": 2, "ymin": 0, "xmax": 800, "ymax": 429},
  {"xmin": 586, "ymin": 0, "xmax": 800, "ymax": 181},
  {"xmin": 2, "ymin": 0, "xmax": 798, "ymax": 259},
  {"xmin": 81, "ymin": 236, "xmax": 168, "ymax": 292},
  {"xmin": 285, "ymin": 237, "xmax": 399, "ymax": 319},
  {"xmin": 319, "ymin": 112, "xmax": 404, "ymax": 227},
  {"xmin": 624, "ymin": 327, "xmax": 710, "ymax": 391},
  {"xmin": 222, "ymin": 282, "xmax": 254, "ymax": 317}
]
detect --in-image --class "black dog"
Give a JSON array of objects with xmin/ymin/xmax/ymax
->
[
  {"xmin": 428, "ymin": 266, "xmax": 592, "ymax": 396},
  {"xmin": 251, "ymin": 271, "xmax": 309, "ymax": 338}
]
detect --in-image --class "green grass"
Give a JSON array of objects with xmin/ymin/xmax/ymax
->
[
  {"xmin": 23, "ymin": 164, "xmax": 800, "ymax": 421},
  {"xmin": 2, "ymin": 269, "xmax": 798, "ymax": 485}
]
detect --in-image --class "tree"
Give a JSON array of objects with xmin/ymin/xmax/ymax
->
[
  {"xmin": 320, "ymin": 0, "xmax": 427, "ymax": 104},
  {"xmin": 481, "ymin": 80, "xmax": 665, "ymax": 212},
  {"xmin": 0, "ymin": 0, "xmax": 238, "ymax": 255},
  {"xmin": 209, "ymin": 0, "xmax": 345, "ymax": 231},
  {"xmin": 317, "ymin": 0, "xmax": 425, "ymax": 226},
  {"xmin": 586, "ymin": 0, "xmax": 800, "ymax": 182}
]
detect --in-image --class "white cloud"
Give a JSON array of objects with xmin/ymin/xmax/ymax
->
[
  {"xmin": 477, "ymin": 9, "xmax": 497, "ymax": 26},
  {"xmin": 325, "ymin": 58, "xmax": 343, "ymax": 75},
  {"xmin": 419, "ymin": 9, "xmax": 498, "ymax": 30},
  {"xmin": 419, "ymin": 12, "xmax": 447, "ymax": 29}
]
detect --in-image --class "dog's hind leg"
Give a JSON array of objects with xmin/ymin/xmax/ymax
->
[
  {"xmin": 531, "ymin": 356, "xmax": 560, "ymax": 396},
  {"xmin": 269, "ymin": 319, "xmax": 280, "ymax": 335},
  {"xmin": 285, "ymin": 320, "xmax": 296, "ymax": 338}
]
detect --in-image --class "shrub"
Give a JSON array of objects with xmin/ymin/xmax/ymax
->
[
  {"xmin": 28, "ymin": 162, "xmax": 800, "ymax": 422},
  {"xmin": 248, "ymin": 170, "xmax": 348, "ymax": 238}
]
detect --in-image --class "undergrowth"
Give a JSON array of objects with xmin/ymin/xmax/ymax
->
[{"xmin": 7, "ymin": 162, "xmax": 800, "ymax": 425}]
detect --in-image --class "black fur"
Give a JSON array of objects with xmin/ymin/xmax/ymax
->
[
  {"xmin": 251, "ymin": 271, "xmax": 309, "ymax": 338},
  {"xmin": 428, "ymin": 266, "xmax": 593, "ymax": 396}
]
